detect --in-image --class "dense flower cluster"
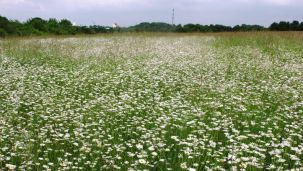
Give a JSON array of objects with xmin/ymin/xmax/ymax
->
[{"xmin": 0, "ymin": 35, "xmax": 302, "ymax": 170}]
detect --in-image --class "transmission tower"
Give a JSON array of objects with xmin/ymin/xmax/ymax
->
[{"xmin": 172, "ymin": 8, "xmax": 175, "ymax": 26}]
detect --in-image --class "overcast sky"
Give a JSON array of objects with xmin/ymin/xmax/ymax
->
[{"xmin": 0, "ymin": 0, "xmax": 302, "ymax": 26}]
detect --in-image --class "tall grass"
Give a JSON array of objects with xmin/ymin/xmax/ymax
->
[{"xmin": 0, "ymin": 33, "xmax": 302, "ymax": 170}]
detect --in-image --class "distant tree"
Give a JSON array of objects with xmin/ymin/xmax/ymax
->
[
  {"xmin": 0, "ymin": 28, "xmax": 8, "ymax": 37},
  {"xmin": 78, "ymin": 26, "xmax": 95, "ymax": 34},
  {"xmin": 279, "ymin": 21, "xmax": 290, "ymax": 31},
  {"xmin": 60, "ymin": 19, "xmax": 72, "ymax": 27},
  {"xmin": 3, "ymin": 22, "xmax": 17, "ymax": 34},
  {"xmin": 209, "ymin": 24, "xmax": 232, "ymax": 32},
  {"xmin": 233, "ymin": 25, "xmax": 241, "ymax": 31},
  {"xmin": 300, "ymin": 22, "xmax": 303, "ymax": 31},
  {"xmin": 59, "ymin": 19, "xmax": 76, "ymax": 34},
  {"xmin": 2, "ymin": 14, "xmax": 303, "ymax": 36},
  {"xmin": 90, "ymin": 25, "xmax": 111, "ymax": 33},
  {"xmin": 233, "ymin": 24, "xmax": 265, "ymax": 32},
  {"xmin": 15, "ymin": 25, "xmax": 33, "ymax": 36},
  {"xmin": 269, "ymin": 22, "xmax": 279, "ymax": 31},
  {"xmin": 0, "ymin": 16, "xmax": 18, "ymax": 34},
  {"xmin": 183, "ymin": 24, "xmax": 197, "ymax": 32},
  {"xmin": 290, "ymin": 20, "xmax": 300, "ymax": 31},
  {"xmin": 128, "ymin": 22, "xmax": 174, "ymax": 32},
  {"xmin": 27, "ymin": 17, "xmax": 47, "ymax": 32},
  {"xmin": 175, "ymin": 24, "xmax": 184, "ymax": 32},
  {"xmin": 0, "ymin": 16, "xmax": 9, "ymax": 28},
  {"xmin": 47, "ymin": 18, "xmax": 60, "ymax": 34}
]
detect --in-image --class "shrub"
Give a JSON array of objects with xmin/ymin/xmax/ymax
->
[{"xmin": 0, "ymin": 28, "xmax": 8, "ymax": 37}]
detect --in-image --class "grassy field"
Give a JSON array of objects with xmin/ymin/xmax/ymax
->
[{"xmin": 0, "ymin": 32, "xmax": 302, "ymax": 170}]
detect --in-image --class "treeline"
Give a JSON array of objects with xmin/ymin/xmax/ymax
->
[
  {"xmin": 269, "ymin": 21, "xmax": 303, "ymax": 31},
  {"xmin": 1, "ymin": 15, "xmax": 303, "ymax": 37},
  {"xmin": 121, "ymin": 22, "xmax": 265, "ymax": 32},
  {"xmin": 175, "ymin": 24, "xmax": 265, "ymax": 32},
  {"xmin": 128, "ymin": 22, "xmax": 174, "ymax": 32},
  {"xmin": 0, "ymin": 16, "xmax": 113, "ymax": 37},
  {"xmin": 132, "ymin": 22, "xmax": 303, "ymax": 32}
]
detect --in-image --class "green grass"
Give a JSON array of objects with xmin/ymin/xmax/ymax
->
[{"xmin": 0, "ymin": 33, "xmax": 302, "ymax": 170}]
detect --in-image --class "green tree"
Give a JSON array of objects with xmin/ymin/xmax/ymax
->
[
  {"xmin": 175, "ymin": 24, "xmax": 184, "ymax": 32},
  {"xmin": 269, "ymin": 22, "xmax": 279, "ymax": 31},
  {"xmin": 0, "ymin": 16, "xmax": 18, "ymax": 34},
  {"xmin": 27, "ymin": 17, "xmax": 48, "ymax": 32},
  {"xmin": 300, "ymin": 22, "xmax": 303, "ymax": 31},
  {"xmin": 47, "ymin": 18, "xmax": 60, "ymax": 34},
  {"xmin": 277, "ymin": 21, "xmax": 290, "ymax": 31},
  {"xmin": 0, "ymin": 28, "xmax": 8, "ymax": 37},
  {"xmin": 290, "ymin": 20, "xmax": 300, "ymax": 31},
  {"xmin": 59, "ymin": 19, "xmax": 76, "ymax": 34},
  {"xmin": 0, "ymin": 16, "xmax": 9, "ymax": 28}
]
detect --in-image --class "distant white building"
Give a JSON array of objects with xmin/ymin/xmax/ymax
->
[{"xmin": 112, "ymin": 23, "xmax": 119, "ymax": 28}]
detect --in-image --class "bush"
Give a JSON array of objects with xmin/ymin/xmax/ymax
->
[{"xmin": 0, "ymin": 28, "xmax": 8, "ymax": 37}]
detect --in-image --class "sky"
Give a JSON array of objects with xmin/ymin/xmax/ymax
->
[{"xmin": 0, "ymin": 0, "xmax": 302, "ymax": 27}]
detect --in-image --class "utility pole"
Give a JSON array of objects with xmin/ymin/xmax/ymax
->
[{"xmin": 172, "ymin": 8, "xmax": 175, "ymax": 26}]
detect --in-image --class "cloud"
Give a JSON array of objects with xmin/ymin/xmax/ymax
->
[
  {"xmin": 232, "ymin": 0, "xmax": 303, "ymax": 6},
  {"xmin": 0, "ymin": 0, "xmax": 146, "ymax": 9},
  {"xmin": 0, "ymin": 0, "xmax": 302, "ymax": 26},
  {"xmin": 263, "ymin": 0, "xmax": 298, "ymax": 5},
  {"xmin": 1, "ymin": 0, "xmax": 302, "ymax": 10}
]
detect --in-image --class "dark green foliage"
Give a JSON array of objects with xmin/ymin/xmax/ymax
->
[
  {"xmin": 270, "ymin": 21, "xmax": 303, "ymax": 31},
  {"xmin": 269, "ymin": 22, "xmax": 279, "ymax": 31},
  {"xmin": 233, "ymin": 24, "xmax": 265, "ymax": 31},
  {"xmin": 290, "ymin": 21, "xmax": 300, "ymax": 31},
  {"xmin": 77, "ymin": 25, "xmax": 113, "ymax": 34},
  {"xmin": 59, "ymin": 19, "xmax": 76, "ymax": 34},
  {"xmin": 0, "ymin": 16, "xmax": 9, "ymax": 25},
  {"xmin": 182, "ymin": 24, "xmax": 208, "ymax": 32},
  {"xmin": 0, "ymin": 16, "xmax": 20, "ymax": 35},
  {"xmin": 0, "ymin": 16, "xmax": 9, "ymax": 31},
  {"xmin": 128, "ymin": 22, "xmax": 174, "ymax": 32},
  {"xmin": 0, "ymin": 15, "xmax": 112, "ymax": 36},
  {"xmin": 178, "ymin": 24, "xmax": 262, "ymax": 33},
  {"xmin": 175, "ymin": 24, "xmax": 185, "ymax": 32},
  {"xmin": 86, "ymin": 25, "xmax": 113, "ymax": 33},
  {"xmin": 0, "ymin": 28, "xmax": 7, "ymax": 37},
  {"xmin": 27, "ymin": 17, "xmax": 48, "ymax": 32},
  {"xmin": 210, "ymin": 24, "xmax": 233, "ymax": 32},
  {"xmin": 47, "ymin": 18, "xmax": 60, "ymax": 34},
  {"xmin": 277, "ymin": 21, "xmax": 290, "ymax": 31}
]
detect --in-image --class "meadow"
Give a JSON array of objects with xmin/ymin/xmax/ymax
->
[{"xmin": 0, "ymin": 32, "xmax": 302, "ymax": 170}]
